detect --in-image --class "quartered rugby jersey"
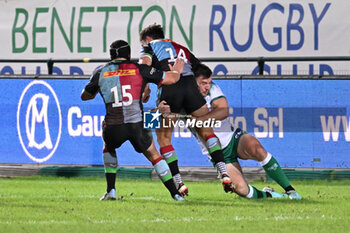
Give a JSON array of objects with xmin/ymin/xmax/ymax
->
[
  {"xmin": 140, "ymin": 39, "xmax": 200, "ymax": 76},
  {"xmin": 84, "ymin": 60, "xmax": 165, "ymax": 125}
]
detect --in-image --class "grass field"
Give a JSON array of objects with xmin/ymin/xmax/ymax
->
[{"xmin": 0, "ymin": 176, "xmax": 349, "ymax": 233}]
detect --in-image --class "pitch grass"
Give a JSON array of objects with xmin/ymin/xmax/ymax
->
[{"xmin": 0, "ymin": 177, "xmax": 349, "ymax": 233}]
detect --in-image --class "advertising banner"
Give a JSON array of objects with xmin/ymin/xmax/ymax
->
[{"xmin": 1, "ymin": 77, "xmax": 349, "ymax": 168}]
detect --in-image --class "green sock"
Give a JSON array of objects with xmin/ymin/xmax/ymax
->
[
  {"xmin": 261, "ymin": 153, "xmax": 291, "ymax": 189},
  {"xmin": 246, "ymin": 185, "xmax": 269, "ymax": 199}
]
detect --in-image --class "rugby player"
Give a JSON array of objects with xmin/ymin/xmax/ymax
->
[
  {"xmin": 189, "ymin": 64, "xmax": 302, "ymax": 199},
  {"xmin": 81, "ymin": 40, "xmax": 186, "ymax": 201},
  {"xmin": 139, "ymin": 24, "xmax": 234, "ymax": 196}
]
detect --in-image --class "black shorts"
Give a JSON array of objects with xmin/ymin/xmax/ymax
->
[
  {"xmin": 158, "ymin": 75, "xmax": 206, "ymax": 114},
  {"xmin": 102, "ymin": 121, "xmax": 153, "ymax": 153}
]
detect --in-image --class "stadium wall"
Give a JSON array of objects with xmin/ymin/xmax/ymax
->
[{"xmin": 1, "ymin": 75, "xmax": 349, "ymax": 169}]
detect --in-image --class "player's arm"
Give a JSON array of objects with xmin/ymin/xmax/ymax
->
[
  {"xmin": 140, "ymin": 55, "xmax": 152, "ymax": 66},
  {"xmin": 81, "ymin": 89, "xmax": 98, "ymax": 100},
  {"xmin": 81, "ymin": 70, "xmax": 100, "ymax": 101},
  {"xmin": 195, "ymin": 97, "xmax": 229, "ymax": 122},
  {"xmin": 139, "ymin": 44, "xmax": 153, "ymax": 66},
  {"xmin": 142, "ymin": 83, "xmax": 151, "ymax": 103},
  {"xmin": 163, "ymin": 58, "xmax": 184, "ymax": 85},
  {"xmin": 140, "ymin": 58, "xmax": 184, "ymax": 86}
]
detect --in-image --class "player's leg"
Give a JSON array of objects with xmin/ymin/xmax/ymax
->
[
  {"xmin": 181, "ymin": 76, "xmax": 233, "ymax": 192},
  {"xmin": 130, "ymin": 122, "xmax": 185, "ymax": 201},
  {"xmin": 100, "ymin": 145, "xmax": 117, "ymax": 200},
  {"xmin": 237, "ymin": 133, "xmax": 301, "ymax": 199},
  {"xmin": 155, "ymin": 116, "xmax": 187, "ymax": 195},
  {"xmin": 142, "ymin": 141, "xmax": 185, "ymax": 201},
  {"xmin": 227, "ymin": 162, "xmax": 276, "ymax": 198},
  {"xmin": 156, "ymin": 82, "xmax": 188, "ymax": 195},
  {"xmin": 223, "ymin": 135, "xmax": 286, "ymax": 198},
  {"xmin": 100, "ymin": 123, "xmax": 127, "ymax": 200},
  {"xmin": 192, "ymin": 105, "xmax": 234, "ymax": 193}
]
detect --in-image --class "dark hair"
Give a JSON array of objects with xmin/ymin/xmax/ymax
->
[
  {"xmin": 139, "ymin": 23, "xmax": 165, "ymax": 42},
  {"xmin": 109, "ymin": 40, "xmax": 131, "ymax": 60},
  {"xmin": 193, "ymin": 64, "xmax": 212, "ymax": 79}
]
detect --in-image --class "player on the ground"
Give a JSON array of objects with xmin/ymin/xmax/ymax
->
[
  {"xmin": 81, "ymin": 40, "xmax": 186, "ymax": 201},
  {"xmin": 188, "ymin": 64, "xmax": 302, "ymax": 199},
  {"xmin": 139, "ymin": 24, "xmax": 234, "ymax": 196}
]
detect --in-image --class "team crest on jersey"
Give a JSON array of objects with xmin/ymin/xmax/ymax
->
[
  {"xmin": 103, "ymin": 69, "xmax": 136, "ymax": 78},
  {"xmin": 17, "ymin": 80, "xmax": 62, "ymax": 163}
]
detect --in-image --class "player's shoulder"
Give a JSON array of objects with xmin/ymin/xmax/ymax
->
[
  {"xmin": 208, "ymin": 82, "xmax": 226, "ymax": 100},
  {"xmin": 209, "ymin": 81, "xmax": 223, "ymax": 93},
  {"xmin": 90, "ymin": 65, "xmax": 104, "ymax": 78}
]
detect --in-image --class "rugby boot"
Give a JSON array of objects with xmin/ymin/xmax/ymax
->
[
  {"xmin": 263, "ymin": 187, "xmax": 288, "ymax": 198},
  {"xmin": 286, "ymin": 190, "xmax": 302, "ymax": 200},
  {"xmin": 100, "ymin": 188, "xmax": 116, "ymax": 201},
  {"xmin": 173, "ymin": 194, "xmax": 186, "ymax": 201},
  {"xmin": 178, "ymin": 182, "xmax": 189, "ymax": 196},
  {"xmin": 221, "ymin": 174, "xmax": 234, "ymax": 193}
]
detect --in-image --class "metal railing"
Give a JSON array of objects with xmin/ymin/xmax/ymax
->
[{"xmin": 1, "ymin": 56, "xmax": 350, "ymax": 75}]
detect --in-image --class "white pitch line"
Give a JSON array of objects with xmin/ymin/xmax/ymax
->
[{"xmin": 0, "ymin": 215, "xmax": 347, "ymax": 225}]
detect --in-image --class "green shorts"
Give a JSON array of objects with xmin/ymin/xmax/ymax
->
[{"xmin": 222, "ymin": 128, "xmax": 247, "ymax": 164}]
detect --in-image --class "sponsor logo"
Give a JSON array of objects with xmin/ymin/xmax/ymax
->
[
  {"xmin": 103, "ymin": 69, "xmax": 136, "ymax": 78},
  {"xmin": 159, "ymin": 170, "xmax": 169, "ymax": 177},
  {"xmin": 268, "ymin": 163, "xmax": 279, "ymax": 171},
  {"xmin": 149, "ymin": 67, "xmax": 156, "ymax": 75},
  {"xmin": 234, "ymin": 129, "xmax": 243, "ymax": 139},
  {"xmin": 17, "ymin": 80, "xmax": 62, "ymax": 163}
]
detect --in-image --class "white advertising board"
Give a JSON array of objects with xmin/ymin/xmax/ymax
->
[{"xmin": 0, "ymin": 0, "xmax": 349, "ymax": 74}]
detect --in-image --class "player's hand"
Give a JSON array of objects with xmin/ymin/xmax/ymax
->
[
  {"xmin": 158, "ymin": 100, "xmax": 171, "ymax": 116},
  {"xmin": 169, "ymin": 58, "xmax": 184, "ymax": 74},
  {"xmin": 142, "ymin": 84, "xmax": 151, "ymax": 103}
]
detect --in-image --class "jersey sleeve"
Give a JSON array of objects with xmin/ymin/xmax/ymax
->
[
  {"xmin": 139, "ymin": 45, "xmax": 162, "ymax": 70},
  {"xmin": 84, "ymin": 68, "xmax": 101, "ymax": 96},
  {"xmin": 209, "ymin": 82, "xmax": 226, "ymax": 104},
  {"xmin": 139, "ymin": 45, "xmax": 153, "ymax": 60},
  {"xmin": 138, "ymin": 64, "xmax": 165, "ymax": 85},
  {"xmin": 189, "ymin": 51, "xmax": 201, "ymax": 67}
]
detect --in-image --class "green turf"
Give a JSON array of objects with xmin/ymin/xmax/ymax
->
[{"xmin": 0, "ymin": 176, "xmax": 349, "ymax": 233}]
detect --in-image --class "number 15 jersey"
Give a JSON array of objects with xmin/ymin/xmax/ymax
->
[{"xmin": 83, "ymin": 60, "xmax": 165, "ymax": 125}]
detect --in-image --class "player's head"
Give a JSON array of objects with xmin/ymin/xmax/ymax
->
[
  {"xmin": 139, "ymin": 23, "xmax": 165, "ymax": 44},
  {"xmin": 194, "ymin": 64, "xmax": 213, "ymax": 97},
  {"xmin": 109, "ymin": 40, "xmax": 131, "ymax": 60}
]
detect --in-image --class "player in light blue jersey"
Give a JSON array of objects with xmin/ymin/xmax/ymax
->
[{"xmin": 139, "ymin": 24, "xmax": 234, "ymax": 196}]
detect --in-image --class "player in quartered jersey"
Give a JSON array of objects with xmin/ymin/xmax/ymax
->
[
  {"xmin": 139, "ymin": 24, "xmax": 234, "ymax": 196},
  {"xmin": 81, "ymin": 40, "xmax": 186, "ymax": 201},
  {"xmin": 190, "ymin": 64, "xmax": 302, "ymax": 200}
]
